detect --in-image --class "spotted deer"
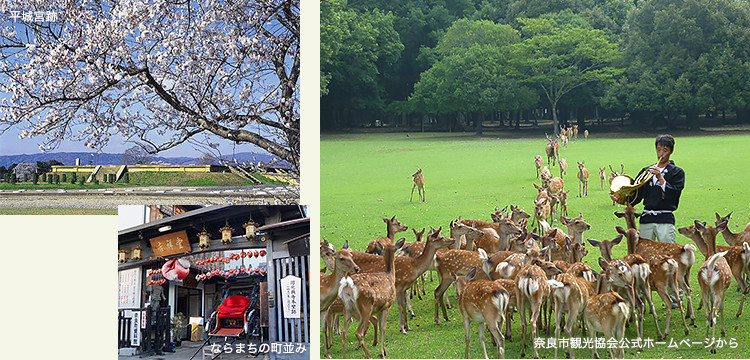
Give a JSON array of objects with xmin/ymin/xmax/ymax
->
[
  {"xmin": 434, "ymin": 248, "xmax": 490, "ymax": 325},
  {"xmin": 615, "ymin": 206, "xmax": 697, "ymax": 325},
  {"xmin": 545, "ymin": 135, "xmax": 558, "ymax": 167},
  {"xmin": 599, "ymin": 167, "xmax": 606, "ymax": 190},
  {"xmin": 540, "ymin": 166, "xmax": 551, "ymax": 184},
  {"xmin": 584, "ymin": 272, "xmax": 630, "ymax": 359},
  {"xmin": 549, "ymin": 271, "xmax": 591, "ymax": 359},
  {"xmin": 453, "ymin": 267, "xmax": 510, "ymax": 359},
  {"xmin": 459, "ymin": 217, "xmax": 521, "ymax": 253},
  {"xmin": 714, "ymin": 212, "xmax": 750, "ymax": 247},
  {"xmin": 558, "ymin": 158, "xmax": 568, "ymax": 178},
  {"xmin": 577, "ymin": 161, "xmax": 589, "ymax": 197},
  {"xmin": 616, "ymin": 225, "xmax": 690, "ymax": 338},
  {"xmin": 339, "ymin": 240, "xmax": 401, "ymax": 358},
  {"xmin": 365, "ymin": 216, "xmax": 408, "ymax": 255},
  {"xmin": 515, "ymin": 259, "xmax": 561, "ymax": 358},
  {"xmin": 694, "ymin": 220, "xmax": 733, "ymax": 354},
  {"xmin": 411, "ymin": 168, "xmax": 426, "ymax": 202},
  {"xmin": 321, "ymin": 240, "xmax": 336, "ymax": 273},
  {"xmin": 587, "ymin": 235, "xmax": 659, "ymax": 342},
  {"xmin": 320, "ymin": 246, "xmax": 359, "ymax": 358},
  {"xmin": 679, "ymin": 223, "xmax": 750, "ymax": 318},
  {"xmin": 534, "ymin": 155, "xmax": 544, "ymax": 179}
]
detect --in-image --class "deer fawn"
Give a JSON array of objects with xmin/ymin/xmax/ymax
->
[
  {"xmin": 339, "ymin": 239, "xmax": 403, "ymax": 358},
  {"xmin": 585, "ymin": 272, "xmax": 630, "ymax": 359},
  {"xmin": 411, "ymin": 168, "xmax": 425, "ymax": 202},
  {"xmin": 598, "ymin": 167, "xmax": 606, "ymax": 190},
  {"xmin": 714, "ymin": 212, "xmax": 750, "ymax": 247},
  {"xmin": 365, "ymin": 216, "xmax": 409, "ymax": 255},
  {"xmin": 549, "ymin": 272, "xmax": 590, "ymax": 359},
  {"xmin": 577, "ymin": 161, "xmax": 589, "ymax": 197},
  {"xmin": 694, "ymin": 220, "xmax": 732, "ymax": 354},
  {"xmin": 453, "ymin": 267, "xmax": 510, "ymax": 359}
]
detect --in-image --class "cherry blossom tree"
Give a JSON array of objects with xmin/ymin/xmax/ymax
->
[{"xmin": 0, "ymin": 0, "xmax": 299, "ymax": 172}]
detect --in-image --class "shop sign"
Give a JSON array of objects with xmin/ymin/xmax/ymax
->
[
  {"xmin": 149, "ymin": 230, "xmax": 191, "ymax": 257},
  {"xmin": 131, "ymin": 311, "xmax": 140, "ymax": 346},
  {"xmin": 279, "ymin": 275, "xmax": 301, "ymax": 319},
  {"xmin": 260, "ymin": 282, "xmax": 269, "ymax": 327},
  {"xmin": 141, "ymin": 311, "xmax": 147, "ymax": 329},
  {"xmin": 118, "ymin": 268, "xmax": 141, "ymax": 309}
]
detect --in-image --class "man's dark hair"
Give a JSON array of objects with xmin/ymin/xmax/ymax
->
[{"xmin": 655, "ymin": 134, "xmax": 675, "ymax": 151}]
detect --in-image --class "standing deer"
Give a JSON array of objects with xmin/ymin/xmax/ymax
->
[
  {"xmin": 534, "ymin": 155, "xmax": 544, "ymax": 179},
  {"xmin": 453, "ymin": 267, "xmax": 509, "ymax": 359},
  {"xmin": 584, "ymin": 274, "xmax": 630, "ymax": 359},
  {"xmin": 599, "ymin": 167, "xmax": 606, "ymax": 190},
  {"xmin": 339, "ymin": 240, "xmax": 402, "ymax": 358},
  {"xmin": 545, "ymin": 135, "xmax": 558, "ymax": 167},
  {"xmin": 434, "ymin": 248, "xmax": 490, "ymax": 325},
  {"xmin": 516, "ymin": 260, "xmax": 559, "ymax": 358},
  {"xmin": 714, "ymin": 212, "xmax": 750, "ymax": 246},
  {"xmin": 321, "ymin": 247, "xmax": 359, "ymax": 358},
  {"xmin": 365, "ymin": 216, "xmax": 409, "ymax": 255},
  {"xmin": 577, "ymin": 161, "xmax": 589, "ymax": 197},
  {"xmin": 694, "ymin": 220, "xmax": 732, "ymax": 354},
  {"xmin": 411, "ymin": 168, "xmax": 425, "ymax": 202},
  {"xmin": 584, "ymin": 129, "xmax": 589, "ymax": 140},
  {"xmin": 558, "ymin": 158, "xmax": 568, "ymax": 178}
]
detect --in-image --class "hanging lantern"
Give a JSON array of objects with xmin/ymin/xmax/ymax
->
[
  {"xmin": 219, "ymin": 220, "xmax": 234, "ymax": 245},
  {"xmin": 131, "ymin": 246, "xmax": 143, "ymax": 261},
  {"xmin": 118, "ymin": 249, "xmax": 128, "ymax": 263},
  {"xmin": 243, "ymin": 219, "xmax": 257, "ymax": 239},
  {"xmin": 260, "ymin": 268, "xmax": 266, "ymax": 276},
  {"xmin": 198, "ymin": 225, "xmax": 211, "ymax": 250},
  {"xmin": 259, "ymin": 250, "xmax": 266, "ymax": 257}
]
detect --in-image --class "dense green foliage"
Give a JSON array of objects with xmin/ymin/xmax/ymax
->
[
  {"xmin": 321, "ymin": 0, "xmax": 750, "ymax": 131},
  {"xmin": 320, "ymin": 131, "xmax": 750, "ymax": 359}
]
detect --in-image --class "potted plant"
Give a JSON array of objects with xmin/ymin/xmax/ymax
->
[{"xmin": 170, "ymin": 312, "xmax": 188, "ymax": 347}]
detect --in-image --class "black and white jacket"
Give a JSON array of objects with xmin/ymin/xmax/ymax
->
[{"xmin": 631, "ymin": 160, "xmax": 685, "ymax": 225}]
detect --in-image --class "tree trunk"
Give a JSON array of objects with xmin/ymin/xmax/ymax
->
[{"xmin": 552, "ymin": 101, "xmax": 560, "ymax": 136}]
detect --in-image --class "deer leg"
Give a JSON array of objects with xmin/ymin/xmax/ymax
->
[
  {"xmin": 673, "ymin": 278, "xmax": 690, "ymax": 336},
  {"xmin": 462, "ymin": 316, "xmax": 472, "ymax": 359},
  {"xmin": 378, "ymin": 309, "xmax": 389, "ymax": 358},
  {"xmin": 478, "ymin": 323, "xmax": 489, "ymax": 359},
  {"xmin": 504, "ymin": 307, "xmax": 513, "ymax": 341},
  {"xmin": 553, "ymin": 300, "xmax": 562, "ymax": 360},
  {"xmin": 323, "ymin": 310, "xmax": 332, "ymax": 358},
  {"xmin": 519, "ymin": 298, "xmax": 528, "ymax": 358},
  {"xmin": 734, "ymin": 272, "xmax": 748, "ymax": 318},
  {"xmin": 493, "ymin": 311, "xmax": 507, "ymax": 359},
  {"xmin": 718, "ymin": 294, "xmax": 727, "ymax": 338},
  {"xmin": 678, "ymin": 270, "xmax": 695, "ymax": 325},
  {"xmin": 434, "ymin": 271, "xmax": 452, "ymax": 325},
  {"xmin": 397, "ymin": 291, "xmax": 411, "ymax": 334},
  {"xmin": 355, "ymin": 303, "xmax": 373, "ymax": 359},
  {"xmin": 530, "ymin": 300, "xmax": 542, "ymax": 359},
  {"xmin": 655, "ymin": 285, "xmax": 672, "ymax": 340},
  {"xmin": 410, "ymin": 184, "xmax": 416, "ymax": 202},
  {"xmin": 407, "ymin": 286, "xmax": 416, "ymax": 317}
]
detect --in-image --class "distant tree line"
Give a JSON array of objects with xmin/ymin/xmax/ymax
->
[{"xmin": 321, "ymin": 0, "xmax": 750, "ymax": 133}]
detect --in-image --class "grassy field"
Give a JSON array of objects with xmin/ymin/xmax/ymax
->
[
  {"xmin": 0, "ymin": 171, "xmax": 283, "ymax": 189},
  {"xmin": 320, "ymin": 131, "xmax": 750, "ymax": 359}
]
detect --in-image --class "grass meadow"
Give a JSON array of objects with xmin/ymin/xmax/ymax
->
[{"xmin": 320, "ymin": 131, "xmax": 750, "ymax": 359}]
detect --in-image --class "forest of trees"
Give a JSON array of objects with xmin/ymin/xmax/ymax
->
[{"xmin": 321, "ymin": 0, "xmax": 750, "ymax": 133}]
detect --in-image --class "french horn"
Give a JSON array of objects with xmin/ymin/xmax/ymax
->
[{"xmin": 610, "ymin": 158, "xmax": 662, "ymax": 205}]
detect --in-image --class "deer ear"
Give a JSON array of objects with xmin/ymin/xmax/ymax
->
[
  {"xmin": 560, "ymin": 216, "xmax": 570, "ymax": 225},
  {"xmin": 598, "ymin": 257, "xmax": 609, "ymax": 270},
  {"xmin": 715, "ymin": 212, "xmax": 721, "ymax": 221},
  {"xmin": 612, "ymin": 234, "xmax": 624, "ymax": 245},
  {"xmin": 634, "ymin": 212, "xmax": 641, "ymax": 218},
  {"xmin": 717, "ymin": 221, "xmax": 728, "ymax": 234},
  {"xmin": 587, "ymin": 238, "xmax": 600, "ymax": 247},
  {"xmin": 540, "ymin": 246, "xmax": 549, "ymax": 256},
  {"xmin": 550, "ymin": 228, "xmax": 558, "ymax": 237},
  {"xmin": 466, "ymin": 266, "xmax": 477, "ymax": 281},
  {"xmin": 615, "ymin": 225, "xmax": 626, "ymax": 235},
  {"xmin": 694, "ymin": 220, "xmax": 706, "ymax": 232},
  {"xmin": 614, "ymin": 211, "xmax": 624, "ymax": 218},
  {"xmin": 343, "ymin": 240, "xmax": 349, "ymax": 249},
  {"xmin": 381, "ymin": 216, "xmax": 388, "ymax": 222},
  {"xmin": 495, "ymin": 206, "xmax": 500, "ymax": 211},
  {"xmin": 396, "ymin": 238, "xmax": 406, "ymax": 249}
]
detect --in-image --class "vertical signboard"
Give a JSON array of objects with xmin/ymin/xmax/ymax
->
[
  {"xmin": 260, "ymin": 282, "xmax": 269, "ymax": 327},
  {"xmin": 131, "ymin": 311, "xmax": 141, "ymax": 346},
  {"xmin": 118, "ymin": 268, "xmax": 141, "ymax": 309},
  {"xmin": 279, "ymin": 275, "xmax": 301, "ymax": 318}
]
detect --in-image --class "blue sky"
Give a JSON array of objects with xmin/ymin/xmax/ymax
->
[{"xmin": 0, "ymin": 122, "xmax": 265, "ymax": 157}]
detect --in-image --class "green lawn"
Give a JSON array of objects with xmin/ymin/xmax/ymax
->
[
  {"xmin": 321, "ymin": 131, "xmax": 750, "ymax": 359},
  {"xmin": 0, "ymin": 171, "xmax": 281, "ymax": 189}
]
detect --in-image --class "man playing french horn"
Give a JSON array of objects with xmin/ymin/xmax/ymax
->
[{"xmin": 611, "ymin": 134, "xmax": 686, "ymax": 244}]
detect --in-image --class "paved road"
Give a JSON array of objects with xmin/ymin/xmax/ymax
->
[{"xmin": 0, "ymin": 185, "xmax": 299, "ymax": 208}]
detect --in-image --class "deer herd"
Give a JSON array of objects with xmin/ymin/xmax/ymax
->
[{"xmin": 320, "ymin": 128, "xmax": 750, "ymax": 359}]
